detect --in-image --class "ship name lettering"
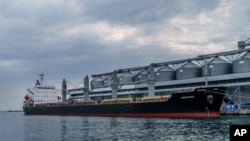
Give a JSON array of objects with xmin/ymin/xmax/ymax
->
[{"xmin": 181, "ymin": 96, "xmax": 195, "ymax": 99}]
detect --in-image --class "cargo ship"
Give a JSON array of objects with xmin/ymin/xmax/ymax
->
[
  {"xmin": 23, "ymin": 39, "xmax": 250, "ymax": 117},
  {"xmin": 23, "ymin": 73, "xmax": 226, "ymax": 118}
]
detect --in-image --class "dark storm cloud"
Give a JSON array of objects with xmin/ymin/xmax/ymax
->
[
  {"xmin": 0, "ymin": 0, "xmax": 221, "ymax": 63},
  {"xmin": 0, "ymin": 0, "xmax": 229, "ymax": 75}
]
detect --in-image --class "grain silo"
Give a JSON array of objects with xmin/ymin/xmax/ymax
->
[
  {"xmin": 119, "ymin": 72, "xmax": 135, "ymax": 85},
  {"xmin": 103, "ymin": 76, "xmax": 112, "ymax": 87},
  {"xmin": 233, "ymin": 52, "xmax": 250, "ymax": 73},
  {"xmin": 176, "ymin": 62, "xmax": 201, "ymax": 80},
  {"xmin": 156, "ymin": 66, "xmax": 175, "ymax": 82},
  {"xmin": 91, "ymin": 77, "xmax": 104, "ymax": 88},
  {"xmin": 135, "ymin": 69, "xmax": 148, "ymax": 82},
  {"xmin": 202, "ymin": 57, "xmax": 232, "ymax": 76}
]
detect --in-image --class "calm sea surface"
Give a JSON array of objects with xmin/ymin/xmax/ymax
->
[{"xmin": 0, "ymin": 112, "xmax": 250, "ymax": 141}]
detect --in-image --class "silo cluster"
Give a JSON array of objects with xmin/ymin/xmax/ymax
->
[{"xmin": 91, "ymin": 50, "xmax": 250, "ymax": 89}]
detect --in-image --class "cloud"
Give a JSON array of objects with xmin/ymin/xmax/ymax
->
[
  {"xmin": 0, "ymin": 59, "xmax": 41, "ymax": 73},
  {"xmin": 1, "ymin": 0, "xmax": 250, "ymax": 110},
  {"xmin": 62, "ymin": 21, "xmax": 137, "ymax": 42},
  {"xmin": 80, "ymin": 0, "xmax": 220, "ymax": 24}
]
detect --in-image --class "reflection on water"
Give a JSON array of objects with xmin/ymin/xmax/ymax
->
[
  {"xmin": 1, "ymin": 112, "xmax": 250, "ymax": 141},
  {"xmin": 60, "ymin": 118, "xmax": 67, "ymax": 140}
]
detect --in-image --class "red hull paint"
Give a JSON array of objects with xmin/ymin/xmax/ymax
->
[{"xmin": 30, "ymin": 112, "xmax": 220, "ymax": 118}]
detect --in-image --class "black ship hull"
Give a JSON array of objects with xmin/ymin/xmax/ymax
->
[{"xmin": 23, "ymin": 87, "xmax": 225, "ymax": 118}]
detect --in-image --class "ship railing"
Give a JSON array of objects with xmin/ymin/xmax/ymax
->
[
  {"xmin": 33, "ymin": 103, "xmax": 52, "ymax": 107},
  {"xmin": 101, "ymin": 98, "xmax": 133, "ymax": 104},
  {"xmin": 141, "ymin": 95, "xmax": 171, "ymax": 103},
  {"xmin": 73, "ymin": 101, "xmax": 97, "ymax": 105},
  {"xmin": 32, "ymin": 100, "xmax": 98, "ymax": 107},
  {"xmin": 30, "ymin": 95, "xmax": 171, "ymax": 107}
]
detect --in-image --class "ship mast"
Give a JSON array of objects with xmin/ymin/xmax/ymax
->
[{"xmin": 39, "ymin": 73, "xmax": 44, "ymax": 86}]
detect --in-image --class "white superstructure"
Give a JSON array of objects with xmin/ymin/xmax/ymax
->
[{"xmin": 26, "ymin": 73, "xmax": 61, "ymax": 104}]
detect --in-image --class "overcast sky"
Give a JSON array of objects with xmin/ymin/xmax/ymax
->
[{"xmin": 1, "ymin": 0, "xmax": 250, "ymax": 110}]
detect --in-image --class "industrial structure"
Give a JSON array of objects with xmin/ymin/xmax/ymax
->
[{"xmin": 65, "ymin": 38, "xmax": 250, "ymax": 114}]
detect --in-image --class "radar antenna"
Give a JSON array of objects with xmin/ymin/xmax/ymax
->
[{"xmin": 238, "ymin": 37, "xmax": 250, "ymax": 50}]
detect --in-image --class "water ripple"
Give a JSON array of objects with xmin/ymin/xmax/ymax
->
[{"xmin": 1, "ymin": 112, "xmax": 250, "ymax": 141}]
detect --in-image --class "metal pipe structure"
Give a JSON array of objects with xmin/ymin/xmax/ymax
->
[
  {"xmin": 90, "ymin": 37, "xmax": 250, "ymax": 95},
  {"xmin": 92, "ymin": 49, "xmax": 250, "ymax": 78}
]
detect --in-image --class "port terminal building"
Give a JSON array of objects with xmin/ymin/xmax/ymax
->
[{"xmin": 65, "ymin": 40, "xmax": 250, "ymax": 110}]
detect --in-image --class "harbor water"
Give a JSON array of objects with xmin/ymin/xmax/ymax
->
[{"xmin": 1, "ymin": 112, "xmax": 250, "ymax": 141}]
